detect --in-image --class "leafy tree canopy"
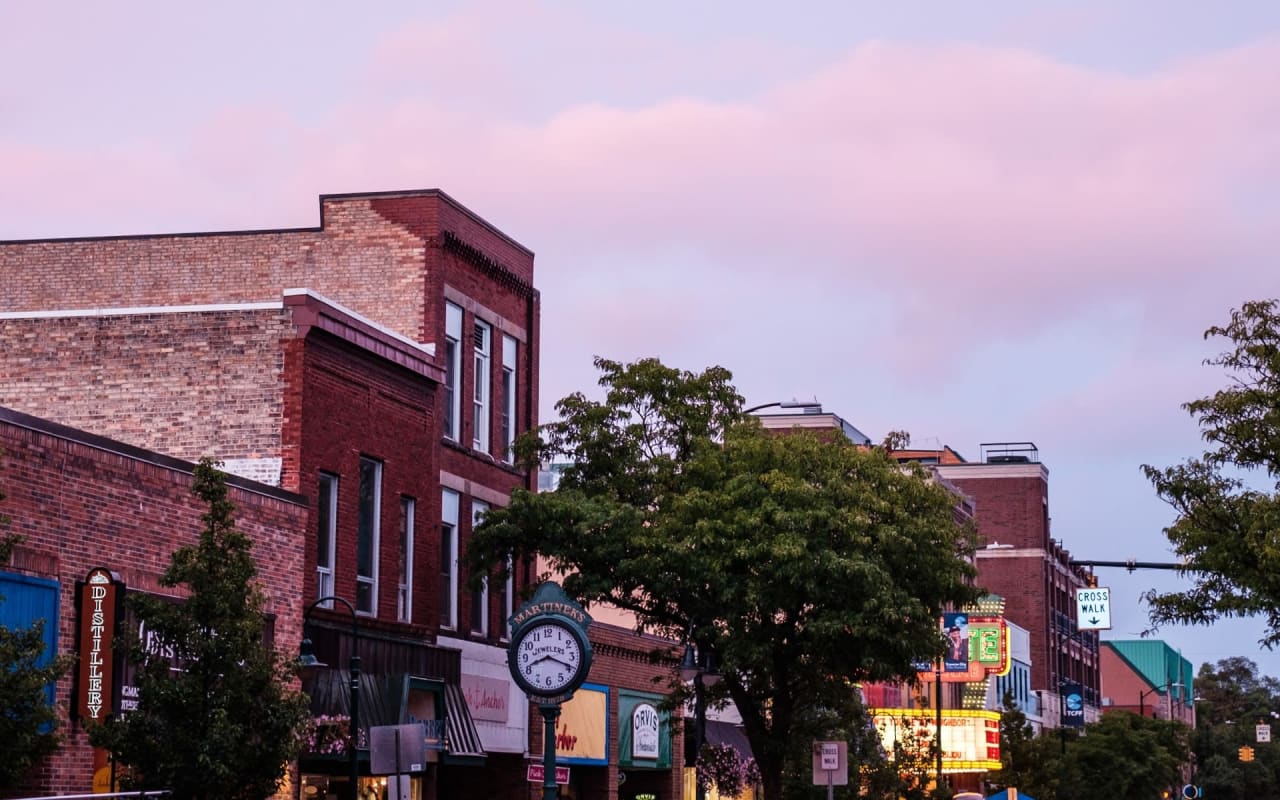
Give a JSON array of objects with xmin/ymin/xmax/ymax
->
[
  {"xmin": 1189, "ymin": 658, "xmax": 1280, "ymax": 800},
  {"xmin": 467, "ymin": 357, "xmax": 980, "ymax": 798},
  {"xmin": 90, "ymin": 459, "xmax": 310, "ymax": 800},
  {"xmin": 1143, "ymin": 299, "xmax": 1280, "ymax": 644},
  {"xmin": 989, "ymin": 699, "xmax": 1188, "ymax": 800}
]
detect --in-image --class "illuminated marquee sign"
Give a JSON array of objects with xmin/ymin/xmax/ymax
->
[
  {"xmin": 76, "ymin": 567, "xmax": 121, "ymax": 722},
  {"xmin": 920, "ymin": 615, "xmax": 1011, "ymax": 683},
  {"xmin": 870, "ymin": 709, "xmax": 1001, "ymax": 773}
]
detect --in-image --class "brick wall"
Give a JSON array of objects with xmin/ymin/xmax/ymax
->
[
  {"xmin": 0, "ymin": 408, "xmax": 307, "ymax": 795},
  {"xmin": 0, "ymin": 309, "xmax": 291, "ymax": 470},
  {"xmin": 296, "ymin": 330, "xmax": 438, "ymax": 629},
  {"xmin": 0, "ymin": 200, "xmax": 427, "ymax": 340}
]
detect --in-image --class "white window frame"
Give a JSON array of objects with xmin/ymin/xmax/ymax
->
[
  {"xmin": 473, "ymin": 320, "xmax": 491, "ymax": 453},
  {"xmin": 502, "ymin": 555, "xmax": 514, "ymax": 641},
  {"xmin": 470, "ymin": 500, "xmax": 490, "ymax": 635},
  {"xmin": 356, "ymin": 457, "xmax": 382, "ymax": 616},
  {"xmin": 444, "ymin": 302, "xmax": 463, "ymax": 442},
  {"xmin": 440, "ymin": 489, "xmax": 460, "ymax": 630},
  {"xmin": 501, "ymin": 334, "xmax": 517, "ymax": 463},
  {"xmin": 316, "ymin": 473, "xmax": 338, "ymax": 608},
  {"xmin": 398, "ymin": 496, "xmax": 415, "ymax": 623}
]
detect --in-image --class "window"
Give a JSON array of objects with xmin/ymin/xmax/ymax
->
[
  {"xmin": 473, "ymin": 320, "xmax": 491, "ymax": 452},
  {"xmin": 316, "ymin": 473, "xmax": 338, "ymax": 607},
  {"xmin": 501, "ymin": 555, "xmax": 514, "ymax": 640},
  {"xmin": 356, "ymin": 457, "xmax": 382, "ymax": 616},
  {"xmin": 470, "ymin": 500, "xmax": 490, "ymax": 635},
  {"xmin": 443, "ymin": 302, "xmax": 463, "ymax": 441},
  {"xmin": 501, "ymin": 334, "xmax": 517, "ymax": 462},
  {"xmin": 398, "ymin": 496, "xmax": 415, "ymax": 623},
  {"xmin": 440, "ymin": 489, "xmax": 459, "ymax": 629}
]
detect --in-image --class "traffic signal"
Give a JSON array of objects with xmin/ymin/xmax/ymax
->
[
  {"xmin": 1239, "ymin": 745, "xmax": 1255, "ymax": 762},
  {"xmin": 1087, "ymin": 573, "xmax": 1097, "ymax": 588}
]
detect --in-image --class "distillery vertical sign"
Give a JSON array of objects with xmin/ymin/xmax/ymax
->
[{"xmin": 76, "ymin": 567, "xmax": 122, "ymax": 723}]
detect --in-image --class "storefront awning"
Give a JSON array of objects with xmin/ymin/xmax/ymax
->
[{"xmin": 444, "ymin": 683, "xmax": 485, "ymax": 760}]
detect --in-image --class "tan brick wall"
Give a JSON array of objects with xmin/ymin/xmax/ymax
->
[{"xmin": 0, "ymin": 308, "xmax": 292, "ymax": 469}]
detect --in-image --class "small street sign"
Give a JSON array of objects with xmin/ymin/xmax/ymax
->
[
  {"xmin": 811, "ymin": 740, "xmax": 848, "ymax": 786},
  {"xmin": 1074, "ymin": 587, "xmax": 1112, "ymax": 630},
  {"xmin": 1257, "ymin": 724, "xmax": 1271, "ymax": 743},
  {"xmin": 526, "ymin": 764, "xmax": 570, "ymax": 784}
]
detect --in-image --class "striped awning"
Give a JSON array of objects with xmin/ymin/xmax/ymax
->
[{"xmin": 444, "ymin": 683, "xmax": 485, "ymax": 759}]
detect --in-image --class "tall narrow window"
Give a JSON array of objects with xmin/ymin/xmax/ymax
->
[
  {"xmin": 501, "ymin": 334, "xmax": 517, "ymax": 462},
  {"xmin": 444, "ymin": 302, "xmax": 463, "ymax": 441},
  {"xmin": 501, "ymin": 555, "xmax": 514, "ymax": 640},
  {"xmin": 356, "ymin": 457, "xmax": 382, "ymax": 616},
  {"xmin": 473, "ymin": 320, "xmax": 491, "ymax": 453},
  {"xmin": 440, "ymin": 489, "xmax": 459, "ymax": 629},
  {"xmin": 398, "ymin": 496, "xmax": 415, "ymax": 623},
  {"xmin": 316, "ymin": 473, "xmax": 338, "ymax": 607},
  {"xmin": 470, "ymin": 500, "xmax": 490, "ymax": 635}
]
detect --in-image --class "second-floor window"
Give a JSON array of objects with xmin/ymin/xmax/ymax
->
[
  {"xmin": 470, "ymin": 499, "xmax": 490, "ymax": 635},
  {"xmin": 501, "ymin": 334, "xmax": 517, "ymax": 462},
  {"xmin": 444, "ymin": 302, "xmax": 462, "ymax": 441},
  {"xmin": 356, "ymin": 457, "xmax": 382, "ymax": 615},
  {"xmin": 440, "ymin": 488, "xmax": 459, "ymax": 629},
  {"xmin": 398, "ymin": 496, "xmax": 415, "ymax": 623},
  {"xmin": 316, "ymin": 473, "xmax": 338, "ymax": 606},
  {"xmin": 473, "ymin": 321, "xmax": 491, "ymax": 452}
]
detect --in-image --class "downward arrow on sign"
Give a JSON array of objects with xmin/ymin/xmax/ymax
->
[{"xmin": 1089, "ymin": 618, "xmax": 1100, "ymax": 625}]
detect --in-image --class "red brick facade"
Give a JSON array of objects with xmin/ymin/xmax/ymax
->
[
  {"xmin": 940, "ymin": 462, "xmax": 1103, "ymax": 718},
  {"xmin": 0, "ymin": 407, "xmax": 309, "ymax": 795},
  {"xmin": 2, "ymin": 188, "xmax": 691, "ymax": 798}
]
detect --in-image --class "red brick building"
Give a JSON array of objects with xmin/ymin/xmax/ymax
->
[
  {"xmin": 0, "ymin": 191, "xmax": 549, "ymax": 798},
  {"xmin": 0, "ymin": 406, "xmax": 309, "ymax": 795},
  {"xmin": 895, "ymin": 442, "xmax": 1103, "ymax": 726}
]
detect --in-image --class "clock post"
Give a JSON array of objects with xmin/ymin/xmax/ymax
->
[{"xmin": 507, "ymin": 581, "xmax": 594, "ymax": 800}]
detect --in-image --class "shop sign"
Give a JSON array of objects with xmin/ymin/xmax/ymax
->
[
  {"xmin": 461, "ymin": 673, "xmax": 510, "ymax": 723},
  {"xmin": 869, "ymin": 709, "xmax": 1001, "ymax": 772},
  {"xmin": 631, "ymin": 702, "xmax": 660, "ymax": 760},
  {"xmin": 527, "ymin": 764, "xmax": 570, "ymax": 784},
  {"xmin": 76, "ymin": 567, "xmax": 121, "ymax": 722},
  {"xmin": 555, "ymin": 684, "xmax": 608, "ymax": 763},
  {"xmin": 918, "ymin": 615, "xmax": 1011, "ymax": 683}
]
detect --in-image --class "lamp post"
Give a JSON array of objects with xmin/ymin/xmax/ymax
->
[
  {"xmin": 743, "ymin": 399, "xmax": 822, "ymax": 414},
  {"xmin": 1138, "ymin": 682, "xmax": 1184, "ymax": 718},
  {"xmin": 681, "ymin": 639, "xmax": 720, "ymax": 800},
  {"xmin": 300, "ymin": 596, "xmax": 361, "ymax": 800}
]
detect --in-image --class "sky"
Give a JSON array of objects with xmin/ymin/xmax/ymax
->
[{"xmin": 4, "ymin": 1, "xmax": 1280, "ymax": 684}]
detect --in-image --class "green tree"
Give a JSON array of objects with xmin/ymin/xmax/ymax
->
[
  {"xmin": 1067, "ymin": 712, "xmax": 1188, "ymax": 800},
  {"xmin": 1189, "ymin": 658, "xmax": 1280, "ymax": 800},
  {"xmin": 1142, "ymin": 299, "xmax": 1280, "ymax": 643},
  {"xmin": 90, "ymin": 458, "xmax": 310, "ymax": 800},
  {"xmin": 988, "ymin": 692, "xmax": 1063, "ymax": 800},
  {"xmin": 467, "ymin": 357, "xmax": 980, "ymax": 799},
  {"xmin": 0, "ymin": 457, "xmax": 72, "ymax": 791}
]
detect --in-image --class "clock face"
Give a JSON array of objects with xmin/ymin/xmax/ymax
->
[{"xmin": 515, "ymin": 621, "xmax": 583, "ymax": 694}]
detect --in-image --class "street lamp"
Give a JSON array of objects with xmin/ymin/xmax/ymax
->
[
  {"xmin": 681, "ymin": 638, "xmax": 721, "ymax": 800},
  {"xmin": 743, "ymin": 399, "xmax": 822, "ymax": 415},
  {"xmin": 300, "ymin": 596, "xmax": 361, "ymax": 800},
  {"xmin": 1138, "ymin": 682, "xmax": 1184, "ymax": 719}
]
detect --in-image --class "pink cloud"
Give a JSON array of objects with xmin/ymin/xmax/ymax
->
[{"xmin": 3, "ymin": 24, "xmax": 1278, "ymax": 375}]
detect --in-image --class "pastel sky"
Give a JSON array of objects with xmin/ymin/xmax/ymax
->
[{"xmin": 4, "ymin": 1, "xmax": 1280, "ymax": 682}]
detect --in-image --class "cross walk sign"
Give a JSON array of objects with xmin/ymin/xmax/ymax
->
[{"xmin": 1075, "ymin": 587, "xmax": 1112, "ymax": 631}]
